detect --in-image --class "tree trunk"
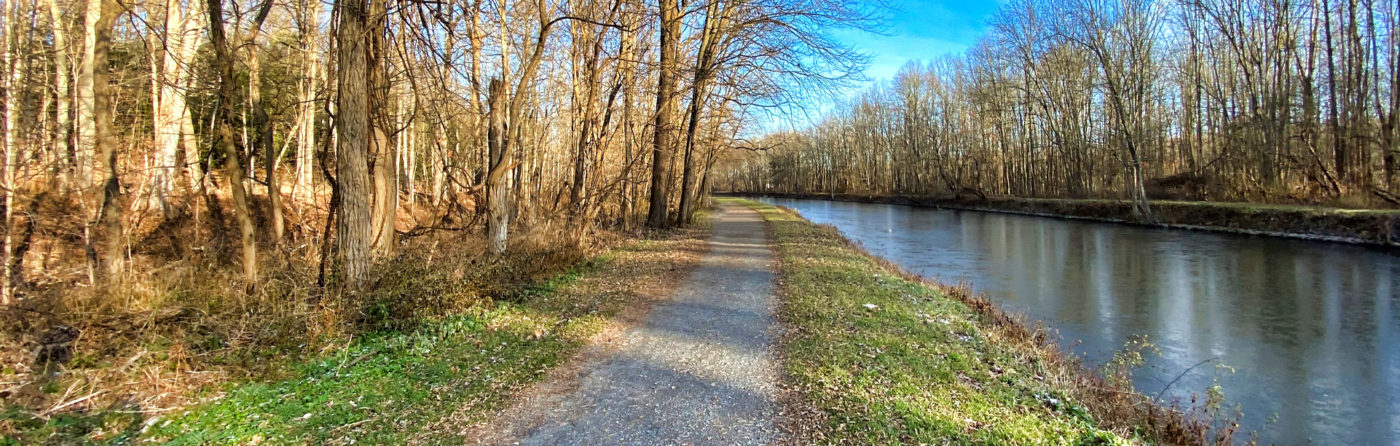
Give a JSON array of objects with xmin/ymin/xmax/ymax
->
[
  {"xmin": 2, "ymin": 0, "xmax": 21, "ymax": 302},
  {"xmin": 89, "ymin": 0, "xmax": 122, "ymax": 279},
  {"xmin": 486, "ymin": 77, "xmax": 509, "ymax": 254},
  {"xmin": 45, "ymin": 0, "xmax": 73, "ymax": 189},
  {"xmin": 618, "ymin": 0, "xmax": 638, "ymax": 228},
  {"xmin": 206, "ymin": 0, "xmax": 258, "ymax": 283},
  {"xmin": 335, "ymin": 0, "xmax": 373, "ymax": 286},
  {"xmin": 567, "ymin": 4, "xmax": 606, "ymax": 223},
  {"xmin": 1323, "ymin": 0, "xmax": 1346, "ymax": 187},
  {"xmin": 367, "ymin": 0, "xmax": 395, "ymax": 257},
  {"xmin": 236, "ymin": 0, "xmax": 279, "ymax": 244},
  {"xmin": 149, "ymin": 0, "xmax": 202, "ymax": 216},
  {"xmin": 293, "ymin": 0, "xmax": 320, "ymax": 202},
  {"xmin": 647, "ymin": 0, "xmax": 680, "ymax": 228},
  {"xmin": 180, "ymin": 97, "xmax": 204, "ymax": 193},
  {"xmin": 74, "ymin": 0, "xmax": 103, "ymax": 187},
  {"xmin": 677, "ymin": 0, "xmax": 724, "ymax": 225},
  {"xmin": 485, "ymin": 0, "xmax": 554, "ymax": 253}
]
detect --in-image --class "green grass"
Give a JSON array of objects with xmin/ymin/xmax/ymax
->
[
  {"xmin": 729, "ymin": 198, "xmax": 1138, "ymax": 445},
  {"xmin": 2, "ymin": 229, "xmax": 708, "ymax": 446},
  {"xmin": 143, "ymin": 302, "xmax": 573, "ymax": 445}
]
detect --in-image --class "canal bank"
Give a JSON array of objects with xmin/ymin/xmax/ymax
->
[
  {"xmin": 752, "ymin": 196, "xmax": 1400, "ymax": 445},
  {"xmin": 730, "ymin": 198, "xmax": 1217, "ymax": 444},
  {"xmin": 723, "ymin": 192, "xmax": 1400, "ymax": 248}
]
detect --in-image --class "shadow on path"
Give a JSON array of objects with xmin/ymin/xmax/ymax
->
[{"xmin": 477, "ymin": 204, "xmax": 780, "ymax": 445}]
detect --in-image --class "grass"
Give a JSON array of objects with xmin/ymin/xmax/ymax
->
[
  {"xmin": 1, "ymin": 221, "xmax": 709, "ymax": 445},
  {"xmin": 731, "ymin": 198, "xmax": 1204, "ymax": 445}
]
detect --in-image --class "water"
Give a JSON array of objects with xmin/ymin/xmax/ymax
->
[{"xmin": 757, "ymin": 197, "xmax": 1400, "ymax": 445}]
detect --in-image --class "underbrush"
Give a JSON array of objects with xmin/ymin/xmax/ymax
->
[
  {"xmin": 735, "ymin": 198, "xmax": 1234, "ymax": 445},
  {"xmin": 0, "ymin": 194, "xmax": 707, "ymax": 444}
]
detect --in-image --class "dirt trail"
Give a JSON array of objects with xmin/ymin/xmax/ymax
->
[{"xmin": 475, "ymin": 203, "xmax": 780, "ymax": 445}]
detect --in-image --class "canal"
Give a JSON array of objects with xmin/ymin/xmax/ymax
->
[{"xmin": 757, "ymin": 197, "xmax": 1400, "ymax": 445}]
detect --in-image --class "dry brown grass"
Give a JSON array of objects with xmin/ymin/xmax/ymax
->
[{"xmin": 0, "ymin": 186, "xmax": 642, "ymax": 439}]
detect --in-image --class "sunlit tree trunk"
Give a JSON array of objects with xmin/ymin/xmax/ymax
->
[
  {"xmin": 615, "ymin": 0, "xmax": 639, "ymax": 228},
  {"xmin": 486, "ymin": 0, "xmax": 553, "ymax": 253},
  {"xmin": 89, "ymin": 0, "xmax": 123, "ymax": 279},
  {"xmin": 206, "ymin": 0, "xmax": 258, "ymax": 283},
  {"xmin": 73, "ymin": 0, "xmax": 104, "ymax": 187},
  {"xmin": 677, "ymin": 0, "xmax": 725, "ymax": 225},
  {"xmin": 486, "ymin": 77, "xmax": 509, "ymax": 253},
  {"xmin": 2, "ymin": 0, "xmax": 21, "ymax": 302},
  {"xmin": 368, "ymin": 0, "xmax": 395, "ymax": 257},
  {"xmin": 647, "ymin": 0, "xmax": 680, "ymax": 228},
  {"xmin": 293, "ymin": 0, "xmax": 321, "ymax": 202},
  {"xmin": 149, "ymin": 0, "xmax": 203, "ymax": 216},
  {"xmin": 45, "ymin": 0, "xmax": 73, "ymax": 189},
  {"xmin": 335, "ymin": 0, "xmax": 373, "ymax": 285}
]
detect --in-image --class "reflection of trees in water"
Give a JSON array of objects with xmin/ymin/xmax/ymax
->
[{"xmin": 768, "ymin": 198, "xmax": 1400, "ymax": 445}]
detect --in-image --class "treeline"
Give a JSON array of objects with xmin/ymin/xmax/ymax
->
[
  {"xmin": 0, "ymin": 0, "xmax": 872, "ymax": 300},
  {"xmin": 718, "ymin": 0, "xmax": 1400, "ymax": 216}
]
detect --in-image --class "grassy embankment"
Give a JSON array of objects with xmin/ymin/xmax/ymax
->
[
  {"xmin": 735, "ymin": 198, "xmax": 1220, "ymax": 445},
  {"xmin": 1, "ymin": 218, "xmax": 709, "ymax": 445},
  {"xmin": 743, "ymin": 192, "xmax": 1400, "ymax": 247}
]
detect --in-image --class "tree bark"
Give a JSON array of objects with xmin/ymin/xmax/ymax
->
[
  {"xmin": 293, "ymin": 0, "xmax": 320, "ymax": 202},
  {"xmin": 335, "ymin": 0, "xmax": 373, "ymax": 285},
  {"xmin": 148, "ymin": 0, "xmax": 202, "ymax": 216},
  {"xmin": 485, "ymin": 77, "xmax": 508, "ymax": 253},
  {"xmin": 367, "ymin": 0, "xmax": 395, "ymax": 257},
  {"xmin": 74, "ymin": 0, "xmax": 103, "ymax": 187},
  {"xmin": 2, "ymin": 0, "xmax": 22, "ymax": 302},
  {"xmin": 647, "ymin": 0, "xmax": 680, "ymax": 228},
  {"xmin": 89, "ymin": 0, "xmax": 123, "ymax": 279},
  {"xmin": 206, "ymin": 0, "xmax": 259, "ymax": 283},
  {"xmin": 677, "ymin": 0, "xmax": 725, "ymax": 225},
  {"xmin": 45, "ymin": 0, "xmax": 73, "ymax": 189}
]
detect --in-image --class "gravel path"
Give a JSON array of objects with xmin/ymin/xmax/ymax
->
[{"xmin": 484, "ymin": 203, "xmax": 780, "ymax": 445}]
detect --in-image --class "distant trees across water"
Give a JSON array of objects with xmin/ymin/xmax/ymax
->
[{"xmin": 718, "ymin": 0, "xmax": 1400, "ymax": 213}]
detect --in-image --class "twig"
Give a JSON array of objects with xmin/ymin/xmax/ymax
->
[
  {"xmin": 1155, "ymin": 357, "xmax": 1219, "ymax": 403},
  {"xmin": 329, "ymin": 418, "xmax": 371, "ymax": 433},
  {"xmin": 120, "ymin": 348, "xmax": 149, "ymax": 372},
  {"xmin": 336, "ymin": 350, "xmax": 378, "ymax": 373},
  {"xmin": 42, "ymin": 390, "xmax": 106, "ymax": 416},
  {"xmin": 1371, "ymin": 187, "xmax": 1400, "ymax": 206}
]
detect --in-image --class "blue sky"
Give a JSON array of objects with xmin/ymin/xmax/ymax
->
[
  {"xmin": 842, "ymin": 0, "xmax": 1004, "ymax": 84},
  {"xmin": 755, "ymin": 1, "xmax": 1003, "ymax": 132}
]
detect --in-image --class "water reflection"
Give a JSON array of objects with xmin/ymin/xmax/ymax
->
[{"xmin": 760, "ymin": 198, "xmax": 1400, "ymax": 445}]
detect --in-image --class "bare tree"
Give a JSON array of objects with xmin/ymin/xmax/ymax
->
[
  {"xmin": 646, "ymin": 0, "xmax": 680, "ymax": 228},
  {"xmin": 206, "ymin": 0, "xmax": 259, "ymax": 283},
  {"xmin": 147, "ymin": 0, "xmax": 203, "ymax": 215}
]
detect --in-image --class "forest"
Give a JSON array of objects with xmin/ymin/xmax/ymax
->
[
  {"xmin": 0, "ymin": 0, "xmax": 872, "ymax": 296},
  {"xmin": 2, "ymin": 0, "xmax": 1396, "ymax": 442},
  {"xmin": 717, "ymin": 0, "xmax": 1400, "ymax": 219},
  {"xmin": 0, "ymin": 0, "xmax": 873, "ymax": 438}
]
